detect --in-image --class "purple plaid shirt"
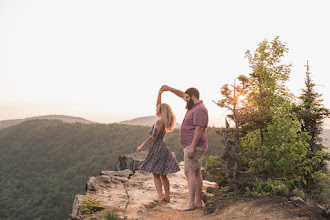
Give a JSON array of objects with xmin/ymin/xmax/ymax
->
[{"xmin": 180, "ymin": 101, "xmax": 208, "ymax": 148}]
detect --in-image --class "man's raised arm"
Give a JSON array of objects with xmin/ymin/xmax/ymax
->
[{"xmin": 161, "ymin": 85, "xmax": 185, "ymax": 101}]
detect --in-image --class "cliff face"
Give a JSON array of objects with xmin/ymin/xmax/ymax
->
[{"xmin": 71, "ymin": 152, "xmax": 215, "ymax": 219}]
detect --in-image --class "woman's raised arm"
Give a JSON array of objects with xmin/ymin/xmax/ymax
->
[{"xmin": 156, "ymin": 88, "xmax": 162, "ymax": 107}]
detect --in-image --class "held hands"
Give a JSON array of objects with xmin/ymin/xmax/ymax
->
[
  {"xmin": 137, "ymin": 144, "xmax": 144, "ymax": 152},
  {"xmin": 160, "ymin": 85, "xmax": 171, "ymax": 92}
]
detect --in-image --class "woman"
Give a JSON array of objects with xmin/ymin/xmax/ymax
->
[{"xmin": 137, "ymin": 89, "xmax": 180, "ymax": 202}]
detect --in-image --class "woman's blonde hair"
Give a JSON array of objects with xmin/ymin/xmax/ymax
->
[{"xmin": 159, "ymin": 103, "xmax": 176, "ymax": 132}]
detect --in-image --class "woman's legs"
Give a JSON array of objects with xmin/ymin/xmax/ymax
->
[
  {"xmin": 160, "ymin": 175, "xmax": 170, "ymax": 201},
  {"xmin": 153, "ymin": 173, "xmax": 163, "ymax": 201}
]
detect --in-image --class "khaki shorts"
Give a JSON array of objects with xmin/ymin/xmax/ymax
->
[{"xmin": 183, "ymin": 146, "xmax": 207, "ymax": 171}]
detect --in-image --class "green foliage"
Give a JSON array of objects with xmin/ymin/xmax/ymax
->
[
  {"xmin": 244, "ymin": 36, "xmax": 292, "ymax": 133},
  {"xmin": 323, "ymin": 171, "xmax": 330, "ymax": 203},
  {"xmin": 293, "ymin": 62, "xmax": 330, "ymax": 185},
  {"xmin": 227, "ymin": 191, "xmax": 241, "ymax": 198},
  {"xmin": 245, "ymin": 178, "xmax": 289, "ymax": 197},
  {"xmin": 206, "ymin": 186, "xmax": 218, "ymax": 194},
  {"xmin": 205, "ymin": 156, "xmax": 226, "ymax": 186},
  {"xmin": 0, "ymin": 119, "xmax": 222, "ymax": 220},
  {"xmin": 102, "ymin": 211, "xmax": 121, "ymax": 220},
  {"xmin": 78, "ymin": 198, "xmax": 105, "ymax": 215},
  {"xmin": 214, "ymin": 74, "xmax": 250, "ymax": 125},
  {"xmin": 240, "ymin": 106, "xmax": 320, "ymax": 185},
  {"xmin": 292, "ymin": 188, "xmax": 306, "ymax": 200},
  {"xmin": 0, "ymin": 120, "xmax": 150, "ymax": 220},
  {"xmin": 212, "ymin": 37, "xmax": 328, "ymax": 202},
  {"xmin": 239, "ymin": 37, "xmax": 327, "ymax": 192}
]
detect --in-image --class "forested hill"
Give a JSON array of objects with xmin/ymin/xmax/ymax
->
[
  {"xmin": 0, "ymin": 119, "xmax": 222, "ymax": 220},
  {"xmin": 0, "ymin": 115, "xmax": 96, "ymax": 131}
]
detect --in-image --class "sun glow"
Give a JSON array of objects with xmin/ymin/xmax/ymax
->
[{"xmin": 237, "ymin": 95, "xmax": 246, "ymax": 103}]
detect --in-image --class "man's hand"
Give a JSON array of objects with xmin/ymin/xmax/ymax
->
[
  {"xmin": 137, "ymin": 144, "xmax": 144, "ymax": 152},
  {"xmin": 161, "ymin": 85, "xmax": 185, "ymax": 100},
  {"xmin": 188, "ymin": 147, "xmax": 195, "ymax": 159}
]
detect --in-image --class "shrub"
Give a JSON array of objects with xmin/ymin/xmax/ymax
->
[
  {"xmin": 245, "ymin": 178, "xmax": 289, "ymax": 197},
  {"xmin": 103, "ymin": 211, "xmax": 121, "ymax": 220},
  {"xmin": 205, "ymin": 156, "xmax": 226, "ymax": 186},
  {"xmin": 78, "ymin": 197, "xmax": 105, "ymax": 215}
]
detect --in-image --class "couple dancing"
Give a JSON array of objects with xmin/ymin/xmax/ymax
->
[{"xmin": 136, "ymin": 85, "xmax": 209, "ymax": 211}]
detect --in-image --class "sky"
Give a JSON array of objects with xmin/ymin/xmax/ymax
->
[{"xmin": 1, "ymin": 0, "xmax": 330, "ymax": 127}]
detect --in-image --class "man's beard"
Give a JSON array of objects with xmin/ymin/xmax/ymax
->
[{"xmin": 185, "ymin": 99, "xmax": 194, "ymax": 110}]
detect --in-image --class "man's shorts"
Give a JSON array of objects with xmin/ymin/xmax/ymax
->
[{"xmin": 183, "ymin": 146, "xmax": 207, "ymax": 171}]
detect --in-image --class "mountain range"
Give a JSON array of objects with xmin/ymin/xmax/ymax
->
[
  {"xmin": 120, "ymin": 115, "xmax": 181, "ymax": 128},
  {"xmin": 0, "ymin": 115, "xmax": 181, "ymax": 131},
  {"xmin": 0, "ymin": 115, "xmax": 97, "ymax": 130}
]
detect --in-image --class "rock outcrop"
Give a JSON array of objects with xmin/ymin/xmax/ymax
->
[
  {"xmin": 114, "ymin": 151, "xmax": 148, "ymax": 172},
  {"xmin": 71, "ymin": 152, "xmax": 328, "ymax": 220},
  {"xmin": 71, "ymin": 152, "xmax": 215, "ymax": 219}
]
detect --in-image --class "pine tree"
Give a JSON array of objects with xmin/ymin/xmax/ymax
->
[
  {"xmin": 295, "ymin": 61, "xmax": 330, "ymax": 173},
  {"xmin": 213, "ymin": 76, "xmax": 250, "ymax": 190}
]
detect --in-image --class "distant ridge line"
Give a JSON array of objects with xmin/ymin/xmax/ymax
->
[
  {"xmin": 120, "ymin": 115, "xmax": 181, "ymax": 128},
  {"xmin": 0, "ymin": 115, "xmax": 97, "ymax": 130}
]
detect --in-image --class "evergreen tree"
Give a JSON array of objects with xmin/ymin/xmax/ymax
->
[
  {"xmin": 213, "ymin": 76, "xmax": 250, "ymax": 190},
  {"xmin": 295, "ymin": 61, "xmax": 330, "ymax": 177}
]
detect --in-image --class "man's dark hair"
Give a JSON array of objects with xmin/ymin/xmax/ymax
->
[{"xmin": 185, "ymin": 87, "xmax": 200, "ymax": 99}]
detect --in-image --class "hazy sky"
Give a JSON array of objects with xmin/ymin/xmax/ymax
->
[{"xmin": 1, "ymin": 0, "xmax": 330, "ymax": 127}]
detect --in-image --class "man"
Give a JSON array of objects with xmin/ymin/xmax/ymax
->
[{"xmin": 161, "ymin": 85, "xmax": 208, "ymax": 211}]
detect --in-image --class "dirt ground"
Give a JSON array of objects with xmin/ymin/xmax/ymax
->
[{"xmin": 140, "ymin": 196, "xmax": 327, "ymax": 220}]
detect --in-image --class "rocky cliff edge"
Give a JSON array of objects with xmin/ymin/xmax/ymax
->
[{"xmin": 71, "ymin": 152, "xmax": 215, "ymax": 219}]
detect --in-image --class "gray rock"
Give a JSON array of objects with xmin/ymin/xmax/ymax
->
[
  {"xmin": 115, "ymin": 151, "xmax": 148, "ymax": 172},
  {"xmin": 71, "ymin": 195, "xmax": 84, "ymax": 217},
  {"xmin": 86, "ymin": 177, "xmax": 97, "ymax": 191},
  {"xmin": 290, "ymin": 196, "xmax": 307, "ymax": 204},
  {"xmin": 290, "ymin": 196, "xmax": 307, "ymax": 207}
]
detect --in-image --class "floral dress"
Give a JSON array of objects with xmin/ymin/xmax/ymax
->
[{"xmin": 139, "ymin": 120, "xmax": 180, "ymax": 175}]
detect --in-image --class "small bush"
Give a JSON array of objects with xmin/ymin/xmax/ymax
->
[
  {"xmin": 205, "ymin": 156, "xmax": 226, "ymax": 186},
  {"xmin": 245, "ymin": 178, "xmax": 289, "ymax": 197},
  {"xmin": 78, "ymin": 197, "xmax": 105, "ymax": 215},
  {"xmin": 292, "ymin": 188, "xmax": 305, "ymax": 199},
  {"xmin": 102, "ymin": 211, "xmax": 121, "ymax": 220},
  {"xmin": 206, "ymin": 186, "xmax": 217, "ymax": 194}
]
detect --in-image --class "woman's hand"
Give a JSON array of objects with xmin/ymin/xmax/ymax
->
[{"xmin": 137, "ymin": 144, "xmax": 144, "ymax": 152}]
